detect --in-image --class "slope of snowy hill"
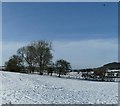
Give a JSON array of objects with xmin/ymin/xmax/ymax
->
[{"xmin": 0, "ymin": 71, "xmax": 118, "ymax": 104}]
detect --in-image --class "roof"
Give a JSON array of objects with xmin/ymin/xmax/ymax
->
[{"xmin": 107, "ymin": 70, "xmax": 120, "ymax": 72}]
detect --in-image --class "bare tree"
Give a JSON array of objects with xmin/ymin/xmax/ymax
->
[
  {"xmin": 17, "ymin": 45, "xmax": 36, "ymax": 73},
  {"xmin": 31, "ymin": 40, "xmax": 53, "ymax": 75}
]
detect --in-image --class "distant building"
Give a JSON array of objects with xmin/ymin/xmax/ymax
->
[
  {"xmin": 80, "ymin": 69, "xmax": 120, "ymax": 82},
  {"xmin": 103, "ymin": 69, "xmax": 120, "ymax": 82},
  {"xmin": 105, "ymin": 69, "xmax": 120, "ymax": 78}
]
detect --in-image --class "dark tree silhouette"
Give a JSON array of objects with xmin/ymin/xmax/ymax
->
[
  {"xmin": 55, "ymin": 59, "xmax": 71, "ymax": 77},
  {"xmin": 5, "ymin": 55, "xmax": 24, "ymax": 72}
]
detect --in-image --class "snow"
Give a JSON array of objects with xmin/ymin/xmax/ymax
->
[{"xmin": 0, "ymin": 71, "xmax": 118, "ymax": 104}]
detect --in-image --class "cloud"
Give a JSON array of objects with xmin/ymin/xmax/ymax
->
[
  {"xmin": 52, "ymin": 38, "xmax": 118, "ymax": 68},
  {"xmin": 2, "ymin": 41, "xmax": 28, "ymax": 65},
  {"xmin": 2, "ymin": 39, "xmax": 118, "ymax": 69}
]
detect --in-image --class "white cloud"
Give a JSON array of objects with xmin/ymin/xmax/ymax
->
[
  {"xmin": 2, "ymin": 39, "xmax": 118, "ymax": 69},
  {"xmin": 52, "ymin": 38, "xmax": 118, "ymax": 69},
  {"xmin": 2, "ymin": 41, "xmax": 28, "ymax": 65}
]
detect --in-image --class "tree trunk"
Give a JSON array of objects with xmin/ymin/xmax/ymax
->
[
  {"xmin": 58, "ymin": 72, "xmax": 61, "ymax": 77},
  {"xmin": 50, "ymin": 72, "xmax": 52, "ymax": 76},
  {"xmin": 39, "ymin": 66, "xmax": 43, "ymax": 75},
  {"xmin": 58, "ymin": 74, "xmax": 60, "ymax": 77}
]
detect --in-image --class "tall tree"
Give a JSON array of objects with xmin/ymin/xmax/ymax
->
[
  {"xmin": 55, "ymin": 59, "xmax": 71, "ymax": 77},
  {"xmin": 31, "ymin": 40, "xmax": 53, "ymax": 75}
]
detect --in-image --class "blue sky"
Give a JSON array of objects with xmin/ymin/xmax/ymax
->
[{"xmin": 2, "ymin": 2, "xmax": 118, "ymax": 69}]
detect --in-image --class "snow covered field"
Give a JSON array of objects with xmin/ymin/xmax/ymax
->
[{"xmin": 0, "ymin": 71, "xmax": 118, "ymax": 104}]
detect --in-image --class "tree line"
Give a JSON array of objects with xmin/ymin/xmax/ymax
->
[
  {"xmin": 77, "ymin": 62, "xmax": 120, "ymax": 81},
  {"xmin": 5, "ymin": 40, "xmax": 71, "ymax": 77}
]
